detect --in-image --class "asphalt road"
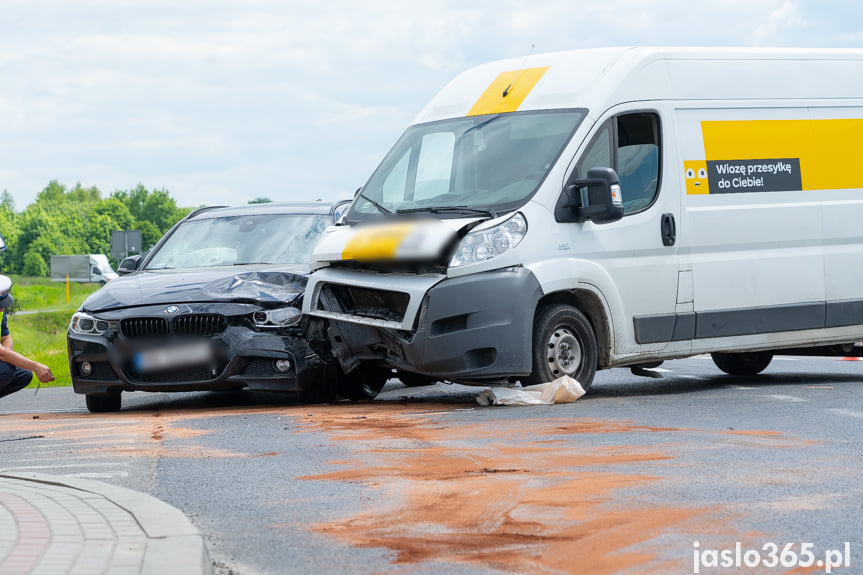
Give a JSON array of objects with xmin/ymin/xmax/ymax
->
[{"xmin": 1, "ymin": 355, "xmax": 861, "ymax": 574}]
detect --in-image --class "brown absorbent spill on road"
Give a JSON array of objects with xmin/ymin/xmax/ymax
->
[
  {"xmin": 0, "ymin": 411, "xmax": 243, "ymax": 459},
  {"xmin": 295, "ymin": 404, "xmax": 729, "ymax": 574}
]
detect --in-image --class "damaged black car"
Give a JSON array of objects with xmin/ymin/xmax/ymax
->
[{"xmin": 67, "ymin": 201, "xmax": 353, "ymax": 413}]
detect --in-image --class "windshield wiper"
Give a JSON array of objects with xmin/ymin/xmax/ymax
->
[
  {"xmin": 356, "ymin": 189, "xmax": 392, "ymax": 215},
  {"xmin": 396, "ymin": 205, "xmax": 497, "ymax": 219},
  {"xmin": 461, "ymin": 114, "xmax": 501, "ymax": 137}
]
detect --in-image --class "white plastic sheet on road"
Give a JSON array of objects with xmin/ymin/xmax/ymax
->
[{"xmin": 476, "ymin": 375, "xmax": 586, "ymax": 406}]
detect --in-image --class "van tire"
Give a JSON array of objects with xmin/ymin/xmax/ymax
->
[
  {"xmin": 526, "ymin": 304, "xmax": 597, "ymax": 390},
  {"xmin": 85, "ymin": 393, "xmax": 122, "ymax": 413},
  {"xmin": 710, "ymin": 351, "xmax": 773, "ymax": 375}
]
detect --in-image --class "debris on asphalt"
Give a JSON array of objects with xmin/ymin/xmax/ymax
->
[{"xmin": 476, "ymin": 376, "xmax": 586, "ymax": 406}]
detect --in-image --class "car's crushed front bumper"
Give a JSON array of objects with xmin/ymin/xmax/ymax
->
[{"xmin": 68, "ymin": 324, "xmax": 326, "ymax": 396}]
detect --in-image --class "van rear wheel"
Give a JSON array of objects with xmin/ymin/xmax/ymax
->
[
  {"xmin": 526, "ymin": 304, "xmax": 597, "ymax": 390},
  {"xmin": 711, "ymin": 351, "xmax": 773, "ymax": 375}
]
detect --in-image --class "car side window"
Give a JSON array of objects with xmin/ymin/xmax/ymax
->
[{"xmin": 577, "ymin": 112, "xmax": 661, "ymax": 215}]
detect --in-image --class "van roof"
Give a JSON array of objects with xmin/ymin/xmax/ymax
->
[{"xmin": 414, "ymin": 47, "xmax": 863, "ymax": 124}]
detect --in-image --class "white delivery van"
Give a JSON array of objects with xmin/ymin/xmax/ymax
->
[
  {"xmin": 51, "ymin": 254, "xmax": 119, "ymax": 284},
  {"xmin": 303, "ymin": 47, "xmax": 863, "ymax": 397}
]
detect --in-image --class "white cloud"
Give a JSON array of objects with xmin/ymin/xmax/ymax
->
[
  {"xmin": 1, "ymin": 0, "xmax": 861, "ymax": 208},
  {"xmin": 754, "ymin": 1, "xmax": 808, "ymax": 45}
]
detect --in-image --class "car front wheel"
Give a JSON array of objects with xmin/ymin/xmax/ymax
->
[
  {"xmin": 338, "ymin": 367, "xmax": 390, "ymax": 400},
  {"xmin": 397, "ymin": 370, "xmax": 438, "ymax": 388},
  {"xmin": 85, "ymin": 393, "xmax": 122, "ymax": 413}
]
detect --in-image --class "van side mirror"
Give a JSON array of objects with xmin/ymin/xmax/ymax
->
[
  {"xmin": 556, "ymin": 167, "xmax": 624, "ymax": 224},
  {"xmin": 118, "ymin": 255, "xmax": 142, "ymax": 275}
]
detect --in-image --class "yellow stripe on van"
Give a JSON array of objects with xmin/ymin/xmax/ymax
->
[
  {"xmin": 341, "ymin": 222, "xmax": 417, "ymax": 261},
  {"xmin": 701, "ymin": 119, "xmax": 863, "ymax": 191},
  {"xmin": 467, "ymin": 66, "xmax": 550, "ymax": 116}
]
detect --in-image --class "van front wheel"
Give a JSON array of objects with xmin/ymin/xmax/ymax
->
[
  {"xmin": 711, "ymin": 351, "xmax": 773, "ymax": 376},
  {"xmin": 526, "ymin": 304, "xmax": 597, "ymax": 390}
]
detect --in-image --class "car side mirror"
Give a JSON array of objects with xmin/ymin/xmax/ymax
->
[
  {"xmin": 118, "ymin": 255, "xmax": 142, "ymax": 275},
  {"xmin": 556, "ymin": 167, "xmax": 624, "ymax": 224}
]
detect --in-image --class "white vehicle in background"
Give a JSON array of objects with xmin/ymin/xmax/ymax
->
[
  {"xmin": 303, "ymin": 47, "xmax": 863, "ymax": 397},
  {"xmin": 51, "ymin": 254, "xmax": 118, "ymax": 284}
]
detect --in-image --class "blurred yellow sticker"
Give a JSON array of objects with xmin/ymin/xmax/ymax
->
[{"xmin": 342, "ymin": 222, "xmax": 417, "ymax": 261}]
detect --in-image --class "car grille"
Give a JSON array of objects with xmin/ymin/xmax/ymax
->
[
  {"xmin": 174, "ymin": 314, "xmax": 226, "ymax": 337},
  {"xmin": 120, "ymin": 314, "xmax": 227, "ymax": 338},
  {"xmin": 131, "ymin": 368, "xmax": 219, "ymax": 384},
  {"xmin": 320, "ymin": 284, "xmax": 409, "ymax": 324}
]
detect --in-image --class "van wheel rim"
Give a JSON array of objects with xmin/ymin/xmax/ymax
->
[{"xmin": 547, "ymin": 328, "xmax": 581, "ymax": 377}]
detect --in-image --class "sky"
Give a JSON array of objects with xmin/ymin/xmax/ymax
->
[{"xmin": 1, "ymin": 0, "xmax": 861, "ymax": 210}]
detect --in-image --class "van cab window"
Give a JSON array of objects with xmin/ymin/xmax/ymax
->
[
  {"xmin": 577, "ymin": 112, "xmax": 661, "ymax": 214},
  {"xmin": 350, "ymin": 110, "xmax": 586, "ymax": 220}
]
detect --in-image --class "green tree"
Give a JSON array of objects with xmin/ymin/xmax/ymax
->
[
  {"xmin": 1, "ymin": 190, "xmax": 15, "ymax": 212},
  {"xmin": 0, "ymin": 195, "xmax": 20, "ymax": 270},
  {"xmin": 3, "ymin": 181, "xmax": 190, "ymax": 276},
  {"xmin": 21, "ymin": 250, "xmax": 48, "ymax": 276},
  {"xmin": 111, "ymin": 185, "xmax": 188, "ymax": 232},
  {"xmin": 93, "ymin": 198, "xmax": 135, "ymax": 232},
  {"xmin": 138, "ymin": 220, "xmax": 162, "ymax": 251}
]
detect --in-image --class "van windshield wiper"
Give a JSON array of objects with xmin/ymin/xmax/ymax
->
[
  {"xmin": 356, "ymin": 190, "xmax": 392, "ymax": 215},
  {"xmin": 461, "ymin": 114, "xmax": 501, "ymax": 137},
  {"xmin": 396, "ymin": 205, "xmax": 497, "ymax": 219}
]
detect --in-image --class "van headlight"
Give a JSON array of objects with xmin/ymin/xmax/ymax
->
[
  {"xmin": 69, "ymin": 312, "xmax": 117, "ymax": 335},
  {"xmin": 252, "ymin": 306, "xmax": 302, "ymax": 328},
  {"xmin": 450, "ymin": 213, "xmax": 527, "ymax": 268}
]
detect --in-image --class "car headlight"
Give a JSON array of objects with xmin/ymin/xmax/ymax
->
[
  {"xmin": 450, "ymin": 212, "xmax": 527, "ymax": 268},
  {"xmin": 252, "ymin": 306, "xmax": 303, "ymax": 328},
  {"xmin": 69, "ymin": 312, "xmax": 117, "ymax": 335}
]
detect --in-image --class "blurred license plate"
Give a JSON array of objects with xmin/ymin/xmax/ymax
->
[{"xmin": 133, "ymin": 341, "xmax": 213, "ymax": 373}]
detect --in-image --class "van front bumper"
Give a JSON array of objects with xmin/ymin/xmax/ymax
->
[{"xmin": 311, "ymin": 267, "xmax": 543, "ymax": 382}]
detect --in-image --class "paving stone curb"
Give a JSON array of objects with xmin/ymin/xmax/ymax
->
[{"xmin": 0, "ymin": 471, "xmax": 210, "ymax": 575}]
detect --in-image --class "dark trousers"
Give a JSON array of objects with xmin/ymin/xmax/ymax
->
[{"xmin": 0, "ymin": 361, "xmax": 33, "ymax": 398}]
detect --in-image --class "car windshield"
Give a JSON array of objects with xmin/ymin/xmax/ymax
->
[
  {"xmin": 146, "ymin": 214, "xmax": 329, "ymax": 270},
  {"xmin": 348, "ymin": 109, "xmax": 585, "ymax": 220}
]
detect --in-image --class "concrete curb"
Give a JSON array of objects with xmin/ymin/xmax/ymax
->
[{"xmin": 0, "ymin": 471, "xmax": 210, "ymax": 575}]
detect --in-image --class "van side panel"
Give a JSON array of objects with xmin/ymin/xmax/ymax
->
[
  {"xmin": 811, "ymin": 107, "xmax": 863, "ymax": 322},
  {"xmin": 675, "ymin": 104, "xmax": 863, "ymax": 351},
  {"xmin": 824, "ymin": 192, "xmax": 863, "ymax": 311}
]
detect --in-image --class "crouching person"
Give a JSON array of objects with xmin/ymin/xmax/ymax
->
[{"xmin": 0, "ymin": 275, "xmax": 54, "ymax": 400}]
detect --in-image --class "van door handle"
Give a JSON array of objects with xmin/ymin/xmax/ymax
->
[{"xmin": 661, "ymin": 213, "xmax": 676, "ymax": 246}]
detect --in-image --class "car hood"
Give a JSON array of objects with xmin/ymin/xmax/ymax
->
[{"xmin": 82, "ymin": 266, "xmax": 309, "ymax": 312}]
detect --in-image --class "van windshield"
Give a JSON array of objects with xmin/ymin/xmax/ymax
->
[
  {"xmin": 348, "ymin": 109, "xmax": 585, "ymax": 220},
  {"xmin": 145, "ymin": 214, "xmax": 330, "ymax": 270}
]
